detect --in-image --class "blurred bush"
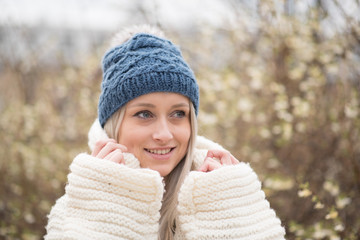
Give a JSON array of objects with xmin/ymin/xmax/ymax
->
[
  {"xmin": 0, "ymin": 1, "xmax": 359, "ymax": 239},
  {"xmin": 0, "ymin": 24, "xmax": 104, "ymax": 239},
  {"xmin": 189, "ymin": 1, "xmax": 360, "ymax": 239}
]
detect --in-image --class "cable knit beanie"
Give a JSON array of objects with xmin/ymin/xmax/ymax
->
[{"xmin": 98, "ymin": 33, "xmax": 199, "ymax": 128}]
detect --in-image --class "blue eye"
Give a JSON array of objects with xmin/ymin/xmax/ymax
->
[
  {"xmin": 172, "ymin": 110, "xmax": 186, "ymax": 118},
  {"xmin": 134, "ymin": 110, "xmax": 153, "ymax": 119}
]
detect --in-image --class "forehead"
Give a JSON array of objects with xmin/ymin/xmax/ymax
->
[{"xmin": 127, "ymin": 92, "xmax": 190, "ymax": 106}]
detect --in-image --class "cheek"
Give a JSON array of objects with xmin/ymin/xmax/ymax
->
[
  {"xmin": 178, "ymin": 123, "xmax": 191, "ymax": 145},
  {"xmin": 118, "ymin": 127, "xmax": 149, "ymax": 152}
]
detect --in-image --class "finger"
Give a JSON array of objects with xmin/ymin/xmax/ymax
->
[
  {"xmin": 107, "ymin": 149, "xmax": 124, "ymax": 164},
  {"xmin": 104, "ymin": 149, "xmax": 118, "ymax": 160},
  {"xmin": 207, "ymin": 150, "xmax": 239, "ymax": 165},
  {"xmin": 116, "ymin": 144, "xmax": 127, "ymax": 152},
  {"xmin": 97, "ymin": 141, "xmax": 127, "ymax": 159},
  {"xmin": 199, "ymin": 157, "xmax": 222, "ymax": 172},
  {"xmin": 91, "ymin": 139, "xmax": 116, "ymax": 156},
  {"xmin": 207, "ymin": 150, "xmax": 232, "ymax": 165},
  {"xmin": 201, "ymin": 160, "xmax": 221, "ymax": 172}
]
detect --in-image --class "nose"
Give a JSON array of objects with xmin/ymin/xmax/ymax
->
[{"xmin": 152, "ymin": 118, "xmax": 173, "ymax": 143}]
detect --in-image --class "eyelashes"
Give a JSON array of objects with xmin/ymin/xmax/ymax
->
[
  {"xmin": 133, "ymin": 110, "xmax": 187, "ymax": 119},
  {"xmin": 171, "ymin": 110, "xmax": 186, "ymax": 118},
  {"xmin": 134, "ymin": 110, "xmax": 153, "ymax": 119}
]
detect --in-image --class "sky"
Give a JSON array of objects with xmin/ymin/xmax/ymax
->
[
  {"xmin": 1, "ymin": 0, "xmax": 359, "ymax": 38},
  {"xmin": 0, "ymin": 0, "xmax": 233, "ymax": 31},
  {"xmin": 2, "ymin": 0, "xmax": 359, "ymax": 34},
  {"xmin": 0, "ymin": 0, "xmax": 240, "ymax": 68},
  {"xmin": 1, "ymin": 0, "xmax": 124, "ymax": 30}
]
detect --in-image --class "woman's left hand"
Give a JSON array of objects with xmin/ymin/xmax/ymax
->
[{"xmin": 199, "ymin": 150, "xmax": 239, "ymax": 173}]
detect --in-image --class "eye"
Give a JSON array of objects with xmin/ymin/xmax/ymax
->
[
  {"xmin": 171, "ymin": 110, "xmax": 186, "ymax": 118},
  {"xmin": 134, "ymin": 110, "xmax": 154, "ymax": 119}
]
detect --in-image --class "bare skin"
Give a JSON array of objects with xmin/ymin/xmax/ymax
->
[
  {"xmin": 91, "ymin": 139, "xmax": 238, "ymax": 174},
  {"xmin": 92, "ymin": 92, "xmax": 238, "ymax": 174}
]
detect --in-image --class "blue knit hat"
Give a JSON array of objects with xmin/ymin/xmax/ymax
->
[{"xmin": 98, "ymin": 33, "xmax": 199, "ymax": 128}]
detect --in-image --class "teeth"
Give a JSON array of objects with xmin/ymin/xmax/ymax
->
[{"xmin": 147, "ymin": 148, "xmax": 172, "ymax": 155}]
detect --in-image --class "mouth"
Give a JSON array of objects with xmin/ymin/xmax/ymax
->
[{"xmin": 145, "ymin": 147, "xmax": 175, "ymax": 155}]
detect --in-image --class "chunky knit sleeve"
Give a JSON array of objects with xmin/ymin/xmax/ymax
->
[
  {"xmin": 45, "ymin": 153, "xmax": 164, "ymax": 240},
  {"xmin": 177, "ymin": 163, "xmax": 285, "ymax": 240}
]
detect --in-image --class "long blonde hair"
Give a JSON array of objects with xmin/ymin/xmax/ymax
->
[
  {"xmin": 103, "ymin": 25, "xmax": 198, "ymax": 239},
  {"xmin": 104, "ymin": 104, "xmax": 197, "ymax": 239}
]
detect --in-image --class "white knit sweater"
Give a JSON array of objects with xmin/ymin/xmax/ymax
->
[{"xmin": 45, "ymin": 120, "xmax": 285, "ymax": 240}]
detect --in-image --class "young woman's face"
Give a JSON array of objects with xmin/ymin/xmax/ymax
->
[{"xmin": 118, "ymin": 92, "xmax": 191, "ymax": 177}]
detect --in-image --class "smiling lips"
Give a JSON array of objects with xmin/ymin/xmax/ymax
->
[{"xmin": 145, "ymin": 148, "xmax": 175, "ymax": 155}]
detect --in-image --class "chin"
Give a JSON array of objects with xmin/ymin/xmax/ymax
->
[
  {"xmin": 148, "ymin": 166, "xmax": 173, "ymax": 177},
  {"xmin": 156, "ymin": 169, "xmax": 172, "ymax": 177}
]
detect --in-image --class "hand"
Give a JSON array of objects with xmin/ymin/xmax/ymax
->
[
  {"xmin": 199, "ymin": 150, "xmax": 239, "ymax": 173},
  {"xmin": 91, "ymin": 139, "xmax": 128, "ymax": 164}
]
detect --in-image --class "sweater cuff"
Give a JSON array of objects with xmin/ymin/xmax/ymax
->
[
  {"xmin": 177, "ymin": 163, "xmax": 285, "ymax": 240},
  {"xmin": 63, "ymin": 153, "xmax": 164, "ymax": 239}
]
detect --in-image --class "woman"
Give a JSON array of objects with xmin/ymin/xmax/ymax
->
[{"xmin": 45, "ymin": 25, "xmax": 285, "ymax": 240}]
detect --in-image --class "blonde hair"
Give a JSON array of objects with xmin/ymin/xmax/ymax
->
[
  {"xmin": 103, "ymin": 25, "xmax": 198, "ymax": 239},
  {"xmin": 104, "ymin": 104, "xmax": 197, "ymax": 239}
]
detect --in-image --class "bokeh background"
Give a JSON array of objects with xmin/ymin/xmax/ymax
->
[{"xmin": 1, "ymin": 0, "xmax": 360, "ymax": 239}]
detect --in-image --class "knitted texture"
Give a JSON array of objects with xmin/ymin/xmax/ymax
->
[
  {"xmin": 45, "ymin": 154, "xmax": 163, "ymax": 240},
  {"xmin": 177, "ymin": 164, "xmax": 285, "ymax": 240},
  {"xmin": 45, "ymin": 136, "xmax": 286, "ymax": 240},
  {"xmin": 98, "ymin": 33, "xmax": 199, "ymax": 127}
]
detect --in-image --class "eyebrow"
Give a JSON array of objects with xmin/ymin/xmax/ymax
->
[
  {"xmin": 127, "ymin": 103, "xmax": 155, "ymax": 108},
  {"xmin": 127, "ymin": 102, "xmax": 189, "ymax": 109},
  {"xmin": 171, "ymin": 103, "xmax": 190, "ymax": 109}
]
